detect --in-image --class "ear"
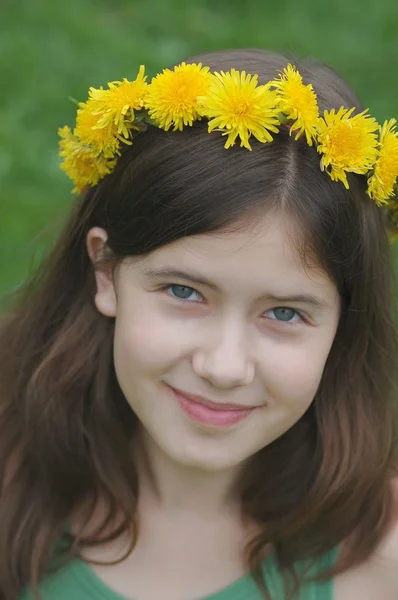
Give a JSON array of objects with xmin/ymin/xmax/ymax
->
[{"xmin": 86, "ymin": 227, "xmax": 117, "ymax": 317}]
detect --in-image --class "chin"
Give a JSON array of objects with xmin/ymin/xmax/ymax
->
[{"xmin": 163, "ymin": 438, "xmax": 250, "ymax": 473}]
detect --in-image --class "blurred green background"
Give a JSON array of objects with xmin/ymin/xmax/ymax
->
[{"xmin": 1, "ymin": 0, "xmax": 398, "ymax": 300}]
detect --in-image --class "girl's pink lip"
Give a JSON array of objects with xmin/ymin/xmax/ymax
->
[
  {"xmin": 168, "ymin": 386, "xmax": 255, "ymax": 410},
  {"xmin": 167, "ymin": 385, "xmax": 257, "ymax": 427}
]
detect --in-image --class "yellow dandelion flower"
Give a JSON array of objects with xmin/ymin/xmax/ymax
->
[
  {"xmin": 317, "ymin": 107, "xmax": 379, "ymax": 189},
  {"xmin": 58, "ymin": 126, "xmax": 116, "ymax": 193},
  {"xmin": 145, "ymin": 62, "xmax": 212, "ymax": 131},
  {"xmin": 269, "ymin": 63, "xmax": 319, "ymax": 146},
  {"xmin": 88, "ymin": 65, "xmax": 148, "ymax": 139},
  {"xmin": 367, "ymin": 119, "xmax": 398, "ymax": 205},
  {"xmin": 198, "ymin": 69, "xmax": 280, "ymax": 150},
  {"xmin": 74, "ymin": 101, "xmax": 120, "ymax": 157}
]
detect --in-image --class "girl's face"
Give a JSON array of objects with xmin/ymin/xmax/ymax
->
[{"xmin": 89, "ymin": 214, "xmax": 340, "ymax": 473}]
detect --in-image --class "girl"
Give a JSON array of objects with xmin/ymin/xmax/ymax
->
[{"xmin": 1, "ymin": 48, "xmax": 398, "ymax": 600}]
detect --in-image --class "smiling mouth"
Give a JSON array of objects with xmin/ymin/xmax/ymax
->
[
  {"xmin": 166, "ymin": 385, "xmax": 259, "ymax": 428},
  {"xmin": 168, "ymin": 386, "xmax": 258, "ymax": 410}
]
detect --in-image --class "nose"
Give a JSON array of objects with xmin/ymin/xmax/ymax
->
[{"xmin": 192, "ymin": 320, "xmax": 255, "ymax": 389}]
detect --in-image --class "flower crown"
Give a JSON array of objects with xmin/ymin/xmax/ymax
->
[{"xmin": 58, "ymin": 62, "xmax": 398, "ymax": 235}]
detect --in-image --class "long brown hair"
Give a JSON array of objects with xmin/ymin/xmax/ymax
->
[{"xmin": 1, "ymin": 49, "xmax": 397, "ymax": 599}]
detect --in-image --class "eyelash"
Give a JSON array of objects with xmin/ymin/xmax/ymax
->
[{"xmin": 161, "ymin": 284, "xmax": 307, "ymax": 326}]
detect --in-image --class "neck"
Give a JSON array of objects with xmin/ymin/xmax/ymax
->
[{"xmin": 134, "ymin": 429, "xmax": 243, "ymax": 517}]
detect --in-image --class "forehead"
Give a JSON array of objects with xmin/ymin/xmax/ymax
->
[{"xmin": 132, "ymin": 213, "xmax": 337, "ymax": 301}]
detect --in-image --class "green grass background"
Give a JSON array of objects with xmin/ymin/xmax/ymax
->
[{"xmin": 1, "ymin": 0, "xmax": 398, "ymax": 300}]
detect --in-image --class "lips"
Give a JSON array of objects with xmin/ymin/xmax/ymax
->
[
  {"xmin": 167, "ymin": 385, "xmax": 258, "ymax": 427},
  {"xmin": 169, "ymin": 387, "xmax": 255, "ymax": 411}
]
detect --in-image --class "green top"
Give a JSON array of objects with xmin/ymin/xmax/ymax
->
[{"xmin": 21, "ymin": 548, "xmax": 337, "ymax": 600}]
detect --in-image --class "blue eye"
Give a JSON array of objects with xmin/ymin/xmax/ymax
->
[
  {"xmin": 273, "ymin": 307, "xmax": 297, "ymax": 321},
  {"xmin": 266, "ymin": 307, "xmax": 303, "ymax": 324},
  {"xmin": 165, "ymin": 284, "xmax": 202, "ymax": 302}
]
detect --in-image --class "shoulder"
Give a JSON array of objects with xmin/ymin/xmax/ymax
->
[{"xmin": 334, "ymin": 477, "xmax": 398, "ymax": 599}]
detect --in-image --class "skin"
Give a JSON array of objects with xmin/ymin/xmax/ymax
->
[{"xmin": 88, "ymin": 214, "xmax": 340, "ymax": 482}]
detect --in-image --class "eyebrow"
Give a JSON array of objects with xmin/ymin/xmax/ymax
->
[{"xmin": 143, "ymin": 267, "xmax": 328, "ymax": 308}]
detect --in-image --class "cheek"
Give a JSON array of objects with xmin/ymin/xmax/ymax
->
[
  {"xmin": 113, "ymin": 304, "xmax": 187, "ymax": 377},
  {"xmin": 261, "ymin": 337, "xmax": 332, "ymax": 409}
]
